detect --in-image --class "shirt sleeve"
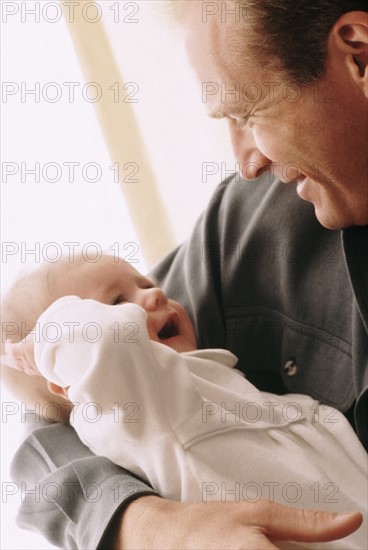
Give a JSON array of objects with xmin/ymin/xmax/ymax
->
[
  {"xmin": 11, "ymin": 420, "xmax": 158, "ymax": 549},
  {"xmin": 34, "ymin": 296, "xmax": 207, "ymax": 492}
]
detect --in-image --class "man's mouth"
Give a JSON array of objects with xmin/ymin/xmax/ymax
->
[{"xmin": 158, "ymin": 314, "xmax": 179, "ymax": 340}]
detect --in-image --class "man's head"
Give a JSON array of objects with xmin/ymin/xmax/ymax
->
[{"xmin": 174, "ymin": 1, "xmax": 368, "ymax": 228}]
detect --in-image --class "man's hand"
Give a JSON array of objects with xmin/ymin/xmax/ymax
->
[
  {"xmin": 2, "ymin": 336, "xmax": 39, "ymax": 377},
  {"xmin": 106, "ymin": 495, "xmax": 363, "ymax": 550}
]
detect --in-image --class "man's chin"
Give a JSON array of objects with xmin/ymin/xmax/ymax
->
[
  {"xmin": 294, "ymin": 179, "xmax": 341, "ymax": 229},
  {"xmin": 313, "ymin": 204, "xmax": 350, "ymax": 230},
  {"xmin": 315, "ymin": 215, "xmax": 341, "ymax": 230}
]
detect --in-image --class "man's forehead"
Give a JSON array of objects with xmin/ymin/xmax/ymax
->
[
  {"xmin": 184, "ymin": 2, "xmax": 266, "ymax": 118},
  {"xmin": 184, "ymin": 1, "xmax": 230, "ymax": 76}
]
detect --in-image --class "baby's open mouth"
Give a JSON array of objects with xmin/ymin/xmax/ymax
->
[{"xmin": 158, "ymin": 316, "xmax": 179, "ymax": 340}]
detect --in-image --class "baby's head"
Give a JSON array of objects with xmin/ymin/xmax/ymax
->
[
  {"xmin": 1, "ymin": 254, "xmax": 197, "ymax": 421},
  {"xmin": 2, "ymin": 253, "xmax": 197, "ymax": 352}
]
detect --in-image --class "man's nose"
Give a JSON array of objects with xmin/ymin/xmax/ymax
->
[
  {"xmin": 229, "ymin": 122, "xmax": 272, "ymax": 181},
  {"xmin": 141, "ymin": 287, "xmax": 168, "ymax": 311}
]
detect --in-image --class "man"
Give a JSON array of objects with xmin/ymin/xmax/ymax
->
[{"xmin": 9, "ymin": 1, "xmax": 368, "ymax": 548}]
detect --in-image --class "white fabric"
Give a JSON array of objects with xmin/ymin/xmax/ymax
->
[{"xmin": 36, "ymin": 297, "xmax": 367, "ymax": 549}]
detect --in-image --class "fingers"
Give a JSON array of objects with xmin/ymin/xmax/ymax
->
[
  {"xmin": 3, "ymin": 341, "xmax": 40, "ymax": 376},
  {"xmin": 253, "ymin": 501, "xmax": 363, "ymax": 542},
  {"xmin": 3, "ymin": 342, "xmax": 25, "ymax": 371}
]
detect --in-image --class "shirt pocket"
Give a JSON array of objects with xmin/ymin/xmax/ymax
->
[{"xmin": 224, "ymin": 307, "xmax": 354, "ymax": 411}]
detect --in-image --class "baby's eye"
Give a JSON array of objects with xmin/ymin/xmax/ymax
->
[
  {"xmin": 235, "ymin": 116, "xmax": 249, "ymax": 129},
  {"xmin": 112, "ymin": 296, "xmax": 125, "ymax": 305}
]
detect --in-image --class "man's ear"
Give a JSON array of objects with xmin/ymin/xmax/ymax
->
[
  {"xmin": 47, "ymin": 381, "xmax": 69, "ymax": 400},
  {"xmin": 330, "ymin": 11, "xmax": 368, "ymax": 95}
]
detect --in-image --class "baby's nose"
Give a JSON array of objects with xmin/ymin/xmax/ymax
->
[{"xmin": 142, "ymin": 287, "xmax": 168, "ymax": 310}]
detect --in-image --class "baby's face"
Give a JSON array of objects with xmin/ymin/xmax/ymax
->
[{"xmin": 53, "ymin": 256, "xmax": 197, "ymax": 353}]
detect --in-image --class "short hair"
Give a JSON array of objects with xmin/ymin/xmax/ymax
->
[
  {"xmin": 1, "ymin": 264, "xmax": 51, "ymax": 345},
  {"xmin": 1, "ymin": 255, "xmax": 93, "ymax": 422},
  {"xmin": 166, "ymin": 0, "xmax": 368, "ymax": 84}
]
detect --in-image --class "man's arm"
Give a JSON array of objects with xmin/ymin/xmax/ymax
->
[{"xmin": 11, "ymin": 420, "xmax": 159, "ymax": 549}]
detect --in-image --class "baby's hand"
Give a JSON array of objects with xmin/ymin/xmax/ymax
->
[{"xmin": 2, "ymin": 336, "xmax": 40, "ymax": 377}]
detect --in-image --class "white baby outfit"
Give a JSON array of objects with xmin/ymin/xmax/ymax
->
[{"xmin": 36, "ymin": 297, "xmax": 367, "ymax": 549}]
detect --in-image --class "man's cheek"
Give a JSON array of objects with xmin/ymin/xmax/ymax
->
[{"xmin": 260, "ymin": 142, "xmax": 303, "ymax": 177}]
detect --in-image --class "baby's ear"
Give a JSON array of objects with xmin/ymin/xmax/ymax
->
[
  {"xmin": 47, "ymin": 381, "xmax": 69, "ymax": 400},
  {"xmin": 1, "ymin": 366, "xmax": 70, "ymax": 423}
]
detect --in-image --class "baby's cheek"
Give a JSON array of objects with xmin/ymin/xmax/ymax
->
[{"xmin": 145, "ymin": 319, "xmax": 159, "ymax": 342}]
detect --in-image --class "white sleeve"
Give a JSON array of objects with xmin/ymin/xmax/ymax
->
[
  {"xmin": 35, "ymin": 296, "xmax": 152, "ymax": 391},
  {"xmin": 36, "ymin": 296, "xmax": 174, "ymax": 434},
  {"xmin": 35, "ymin": 297, "xmax": 204, "ymax": 470}
]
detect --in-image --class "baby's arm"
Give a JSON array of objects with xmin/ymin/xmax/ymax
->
[
  {"xmin": 35, "ymin": 296, "xmax": 201, "ymax": 488},
  {"xmin": 35, "ymin": 296, "xmax": 165, "ymax": 434},
  {"xmin": 35, "ymin": 296, "xmax": 151, "ymax": 389}
]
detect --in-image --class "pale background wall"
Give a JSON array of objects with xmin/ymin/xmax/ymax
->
[{"xmin": 1, "ymin": 1, "xmax": 235, "ymax": 548}]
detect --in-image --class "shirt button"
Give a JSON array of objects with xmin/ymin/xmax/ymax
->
[{"xmin": 283, "ymin": 359, "xmax": 297, "ymax": 376}]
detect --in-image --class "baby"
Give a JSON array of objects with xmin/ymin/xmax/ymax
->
[{"xmin": 2, "ymin": 255, "xmax": 367, "ymax": 549}]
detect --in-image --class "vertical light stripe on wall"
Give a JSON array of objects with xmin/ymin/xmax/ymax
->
[{"xmin": 60, "ymin": 0, "xmax": 176, "ymax": 267}]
